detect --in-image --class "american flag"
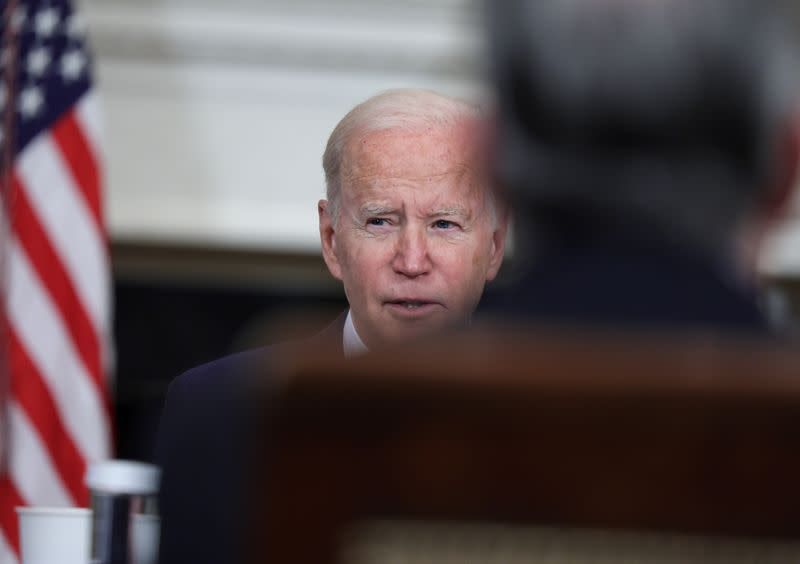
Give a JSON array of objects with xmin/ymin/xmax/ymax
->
[{"xmin": 0, "ymin": 0, "xmax": 112, "ymax": 560}]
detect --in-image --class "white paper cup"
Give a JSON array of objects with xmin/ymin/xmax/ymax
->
[{"xmin": 16, "ymin": 507, "xmax": 91, "ymax": 564}]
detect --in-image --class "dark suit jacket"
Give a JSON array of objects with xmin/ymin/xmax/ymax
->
[
  {"xmin": 156, "ymin": 313, "xmax": 346, "ymax": 564},
  {"xmin": 481, "ymin": 239, "xmax": 770, "ymax": 335}
]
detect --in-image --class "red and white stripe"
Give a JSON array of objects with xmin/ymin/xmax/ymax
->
[{"xmin": 0, "ymin": 91, "xmax": 112, "ymax": 561}]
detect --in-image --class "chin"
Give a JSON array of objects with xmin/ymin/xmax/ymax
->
[{"xmin": 383, "ymin": 320, "xmax": 452, "ymax": 345}]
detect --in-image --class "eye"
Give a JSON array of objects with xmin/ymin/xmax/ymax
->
[
  {"xmin": 433, "ymin": 219, "xmax": 456, "ymax": 229},
  {"xmin": 367, "ymin": 218, "xmax": 387, "ymax": 226}
]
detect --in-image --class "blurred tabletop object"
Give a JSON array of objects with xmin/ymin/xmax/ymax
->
[{"xmin": 248, "ymin": 327, "xmax": 800, "ymax": 563}]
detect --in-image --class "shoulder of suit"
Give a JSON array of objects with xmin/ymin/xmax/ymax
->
[
  {"xmin": 166, "ymin": 312, "xmax": 346, "ymax": 402},
  {"xmin": 166, "ymin": 345, "xmax": 274, "ymax": 405}
]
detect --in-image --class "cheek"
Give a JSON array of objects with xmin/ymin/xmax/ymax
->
[
  {"xmin": 472, "ymin": 247, "xmax": 486, "ymax": 269},
  {"xmin": 340, "ymin": 240, "xmax": 388, "ymax": 287},
  {"xmin": 438, "ymin": 243, "xmax": 488, "ymax": 285},
  {"xmin": 471, "ymin": 229, "xmax": 498, "ymax": 269},
  {"xmin": 466, "ymin": 235, "xmax": 493, "ymax": 272}
]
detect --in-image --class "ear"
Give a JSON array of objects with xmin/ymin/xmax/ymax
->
[
  {"xmin": 485, "ymin": 208, "xmax": 510, "ymax": 282},
  {"xmin": 318, "ymin": 199, "xmax": 343, "ymax": 281}
]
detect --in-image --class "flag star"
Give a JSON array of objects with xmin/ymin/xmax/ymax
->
[
  {"xmin": 35, "ymin": 7, "xmax": 60, "ymax": 38},
  {"xmin": 12, "ymin": 6, "xmax": 27, "ymax": 32},
  {"xmin": 27, "ymin": 46, "xmax": 52, "ymax": 77},
  {"xmin": 61, "ymin": 50, "xmax": 87, "ymax": 81},
  {"xmin": 66, "ymin": 13, "xmax": 87, "ymax": 40},
  {"xmin": 18, "ymin": 86, "xmax": 45, "ymax": 119}
]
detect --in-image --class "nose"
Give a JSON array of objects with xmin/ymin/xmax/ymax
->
[{"xmin": 392, "ymin": 226, "xmax": 432, "ymax": 278}]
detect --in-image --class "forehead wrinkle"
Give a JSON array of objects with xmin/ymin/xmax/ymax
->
[
  {"xmin": 344, "ymin": 163, "xmax": 478, "ymax": 203},
  {"xmin": 346, "ymin": 166, "xmax": 469, "ymax": 187},
  {"xmin": 347, "ymin": 170, "xmax": 486, "ymax": 221},
  {"xmin": 340, "ymin": 128, "xmax": 487, "ymax": 222},
  {"xmin": 342, "ymin": 127, "xmax": 475, "ymax": 184}
]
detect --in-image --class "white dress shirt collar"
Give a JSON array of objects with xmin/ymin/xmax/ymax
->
[{"xmin": 343, "ymin": 309, "xmax": 369, "ymax": 357}]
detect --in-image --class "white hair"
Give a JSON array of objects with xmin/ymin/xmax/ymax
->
[{"xmin": 322, "ymin": 89, "xmax": 485, "ymax": 222}]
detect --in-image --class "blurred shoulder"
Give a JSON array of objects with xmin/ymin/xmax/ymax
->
[
  {"xmin": 168, "ymin": 346, "xmax": 271, "ymax": 400},
  {"xmin": 167, "ymin": 311, "xmax": 346, "ymax": 402}
]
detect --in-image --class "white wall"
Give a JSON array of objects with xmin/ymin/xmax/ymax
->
[
  {"xmin": 85, "ymin": 0, "xmax": 482, "ymax": 253},
  {"xmin": 85, "ymin": 0, "xmax": 800, "ymax": 274}
]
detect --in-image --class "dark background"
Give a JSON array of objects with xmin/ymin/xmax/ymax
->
[{"xmin": 112, "ymin": 243, "xmax": 347, "ymax": 462}]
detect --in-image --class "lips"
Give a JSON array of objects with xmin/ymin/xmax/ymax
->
[
  {"xmin": 386, "ymin": 298, "xmax": 440, "ymax": 307},
  {"xmin": 389, "ymin": 300, "xmax": 431, "ymax": 309},
  {"xmin": 384, "ymin": 298, "xmax": 444, "ymax": 318}
]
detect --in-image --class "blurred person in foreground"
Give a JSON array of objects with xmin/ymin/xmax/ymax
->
[
  {"xmin": 484, "ymin": 0, "xmax": 800, "ymax": 333},
  {"xmin": 156, "ymin": 88, "xmax": 507, "ymax": 563}
]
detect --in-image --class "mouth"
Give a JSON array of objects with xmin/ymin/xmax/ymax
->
[
  {"xmin": 384, "ymin": 299, "xmax": 443, "ymax": 318},
  {"xmin": 390, "ymin": 300, "xmax": 432, "ymax": 309}
]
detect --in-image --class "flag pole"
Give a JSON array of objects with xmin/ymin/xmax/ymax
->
[{"xmin": 0, "ymin": 0, "xmax": 20, "ymax": 482}]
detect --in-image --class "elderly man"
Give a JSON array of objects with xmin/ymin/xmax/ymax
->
[
  {"xmin": 156, "ymin": 88, "xmax": 507, "ymax": 563},
  {"xmin": 319, "ymin": 89, "xmax": 506, "ymax": 353}
]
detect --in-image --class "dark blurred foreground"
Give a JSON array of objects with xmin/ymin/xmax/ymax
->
[{"xmin": 158, "ymin": 326, "xmax": 800, "ymax": 563}]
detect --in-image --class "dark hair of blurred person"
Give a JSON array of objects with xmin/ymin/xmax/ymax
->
[{"xmin": 484, "ymin": 0, "xmax": 800, "ymax": 333}]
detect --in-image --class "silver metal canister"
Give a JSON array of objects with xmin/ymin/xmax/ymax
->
[{"xmin": 85, "ymin": 460, "xmax": 161, "ymax": 564}]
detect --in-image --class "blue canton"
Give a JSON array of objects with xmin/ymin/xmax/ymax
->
[{"xmin": 1, "ymin": 0, "xmax": 93, "ymax": 155}]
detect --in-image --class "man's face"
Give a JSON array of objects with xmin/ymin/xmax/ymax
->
[{"xmin": 319, "ymin": 122, "xmax": 507, "ymax": 349}]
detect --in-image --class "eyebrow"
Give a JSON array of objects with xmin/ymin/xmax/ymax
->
[
  {"xmin": 359, "ymin": 204, "xmax": 397, "ymax": 216},
  {"xmin": 427, "ymin": 207, "xmax": 469, "ymax": 218}
]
